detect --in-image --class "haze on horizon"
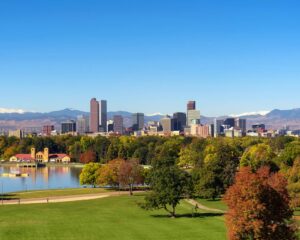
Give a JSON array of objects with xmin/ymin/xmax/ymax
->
[{"xmin": 1, "ymin": 0, "xmax": 300, "ymax": 116}]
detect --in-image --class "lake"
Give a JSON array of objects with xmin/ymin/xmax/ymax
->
[{"xmin": 0, "ymin": 165, "xmax": 83, "ymax": 193}]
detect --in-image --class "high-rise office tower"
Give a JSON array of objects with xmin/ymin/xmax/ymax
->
[
  {"xmin": 235, "ymin": 118, "xmax": 247, "ymax": 134},
  {"xmin": 187, "ymin": 101, "xmax": 196, "ymax": 111},
  {"xmin": 77, "ymin": 115, "xmax": 90, "ymax": 135},
  {"xmin": 173, "ymin": 112, "xmax": 186, "ymax": 131},
  {"xmin": 132, "ymin": 113, "xmax": 144, "ymax": 131},
  {"xmin": 90, "ymin": 98, "xmax": 99, "ymax": 133},
  {"xmin": 99, "ymin": 100, "xmax": 107, "ymax": 132},
  {"xmin": 61, "ymin": 120, "xmax": 76, "ymax": 134},
  {"xmin": 160, "ymin": 115, "xmax": 174, "ymax": 133},
  {"xmin": 186, "ymin": 101, "xmax": 200, "ymax": 126},
  {"xmin": 224, "ymin": 118, "xmax": 235, "ymax": 128},
  {"xmin": 187, "ymin": 110, "xmax": 201, "ymax": 126},
  {"xmin": 42, "ymin": 125, "xmax": 54, "ymax": 136},
  {"xmin": 113, "ymin": 115, "xmax": 124, "ymax": 134},
  {"xmin": 214, "ymin": 119, "xmax": 224, "ymax": 137}
]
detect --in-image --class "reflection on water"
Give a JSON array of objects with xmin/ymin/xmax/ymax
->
[{"xmin": 0, "ymin": 166, "xmax": 82, "ymax": 193}]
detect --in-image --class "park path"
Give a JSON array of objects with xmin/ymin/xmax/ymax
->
[
  {"xmin": 185, "ymin": 199, "xmax": 226, "ymax": 213},
  {"xmin": 0, "ymin": 191, "xmax": 135, "ymax": 205}
]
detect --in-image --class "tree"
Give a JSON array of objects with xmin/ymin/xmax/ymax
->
[
  {"xmin": 224, "ymin": 167, "xmax": 297, "ymax": 240},
  {"xmin": 142, "ymin": 157, "xmax": 193, "ymax": 218},
  {"xmin": 80, "ymin": 163, "xmax": 101, "ymax": 187},
  {"xmin": 240, "ymin": 143, "xmax": 276, "ymax": 171},
  {"xmin": 193, "ymin": 140, "xmax": 239, "ymax": 199},
  {"xmin": 178, "ymin": 146, "xmax": 199, "ymax": 169},
  {"xmin": 3, "ymin": 145, "xmax": 18, "ymax": 160},
  {"xmin": 69, "ymin": 142, "xmax": 81, "ymax": 162},
  {"xmin": 119, "ymin": 159, "xmax": 144, "ymax": 195},
  {"xmin": 194, "ymin": 163, "xmax": 222, "ymax": 200},
  {"xmin": 106, "ymin": 140, "xmax": 120, "ymax": 161},
  {"xmin": 277, "ymin": 141, "xmax": 300, "ymax": 168},
  {"xmin": 97, "ymin": 159, "xmax": 123, "ymax": 188},
  {"xmin": 80, "ymin": 149, "xmax": 96, "ymax": 164},
  {"xmin": 287, "ymin": 156, "xmax": 300, "ymax": 207},
  {"xmin": 80, "ymin": 136, "xmax": 95, "ymax": 152},
  {"xmin": 93, "ymin": 136, "xmax": 111, "ymax": 163}
]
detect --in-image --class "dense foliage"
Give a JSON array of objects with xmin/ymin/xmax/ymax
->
[
  {"xmin": 224, "ymin": 167, "xmax": 297, "ymax": 240},
  {"xmin": 2, "ymin": 135, "xmax": 300, "ymax": 204}
]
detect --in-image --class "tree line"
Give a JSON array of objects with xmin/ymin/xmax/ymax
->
[{"xmin": 1, "ymin": 134, "xmax": 300, "ymax": 238}]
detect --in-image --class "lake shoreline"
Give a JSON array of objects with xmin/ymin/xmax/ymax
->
[{"xmin": 0, "ymin": 162, "xmax": 85, "ymax": 168}]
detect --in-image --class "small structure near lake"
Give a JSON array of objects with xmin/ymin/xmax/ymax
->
[{"xmin": 9, "ymin": 148, "xmax": 71, "ymax": 163}]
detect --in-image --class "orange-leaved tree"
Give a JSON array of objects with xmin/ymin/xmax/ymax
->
[
  {"xmin": 224, "ymin": 166, "xmax": 297, "ymax": 240},
  {"xmin": 80, "ymin": 149, "xmax": 96, "ymax": 164},
  {"xmin": 119, "ymin": 158, "xmax": 144, "ymax": 195},
  {"xmin": 97, "ymin": 159, "xmax": 123, "ymax": 188}
]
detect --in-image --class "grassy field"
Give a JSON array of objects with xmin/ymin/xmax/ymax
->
[
  {"xmin": 0, "ymin": 194, "xmax": 226, "ymax": 240},
  {"xmin": 1, "ymin": 188, "xmax": 109, "ymax": 200}
]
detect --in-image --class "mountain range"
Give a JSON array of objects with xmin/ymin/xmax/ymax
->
[{"xmin": 1, "ymin": 108, "xmax": 300, "ymax": 131}]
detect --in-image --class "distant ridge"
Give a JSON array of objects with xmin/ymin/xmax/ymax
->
[{"xmin": 1, "ymin": 108, "xmax": 300, "ymax": 130}]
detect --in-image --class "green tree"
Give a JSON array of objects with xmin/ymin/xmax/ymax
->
[
  {"xmin": 69, "ymin": 142, "xmax": 81, "ymax": 162},
  {"xmin": 240, "ymin": 143, "xmax": 276, "ymax": 171},
  {"xmin": 80, "ymin": 163, "xmax": 101, "ymax": 187},
  {"xmin": 277, "ymin": 141, "xmax": 300, "ymax": 167},
  {"xmin": 142, "ymin": 157, "xmax": 193, "ymax": 217},
  {"xmin": 178, "ymin": 146, "xmax": 199, "ymax": 169},
  {"xmin": 80, "ymin": 136, "xmax": 95, "ymax": 152}
]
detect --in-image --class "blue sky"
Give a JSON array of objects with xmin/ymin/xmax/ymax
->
[{"xmin": 0, "ymin": 0, "xmax": 300, "ymax": 116}]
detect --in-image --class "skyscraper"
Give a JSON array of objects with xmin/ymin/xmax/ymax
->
[
  {"xmin": 173, "ymin": 112, "xmax": 186, "ymax": 131},
  {"xmin": 187, "ymin": 101, "xmax": 196, "ymax": 111},
  {"xmin": 224, "ymin": 118, "xmax": 235, "ymax": 128},
  {"xmin": 160, "ymin": 115, "xmax": 174, "ymax": 133},
  {"xmin": 77, "ymin": 115, "xmax": 90, "ymax": 135},
  {"xmin": 132, "ymin": 113, "xmax": 144, "ymax": 131},
  {"xmin": 113, "ymin": 115, "xmax": 124, "ymax": 134},
  {"xmin": 61, "ymin": 120, "xmax": 76, "ymax": 134},
  {"xmin": 187, "ymin": 110, "xmax": 201, "ymax": 126},
  {"xmin": 42, "ymin": 125, "xmax": 54, "ymax": 136},
  {"xmin": 235, "ymin": 118, "xmax": 247, "ymax": 134},
  {"xmin": 186, "ymin": 101, "xmax": 200, "ymax": 127},
  {"xmin": 214, "ymin": 119, "xmax": 224, "ymax": 137},
  {"xmin": 90, "ymin": 98, "xmax": 99, "ymax": 133},
  {"xmin": 99, "ymin": 100, "xmax": 107, "ymax": 132}
]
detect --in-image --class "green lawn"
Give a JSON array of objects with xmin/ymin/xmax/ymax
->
[
  {"xmin": 1, "ymin": 188, "xmax": 109, "ymax": 199},
  {"xmin": 196, "ymin": 198, "xmax": 228, "ymax": 211},
  {"xmin": 0, "ymin": 194, "xmax": 226, "ymax": 240}
]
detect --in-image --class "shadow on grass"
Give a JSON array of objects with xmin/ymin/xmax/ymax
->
[
  {"xmin": 151, "ymin": 212, "xmax": 224, "ymax": 219},
  {"xmin": 0, "ymin": 194, "xmax": 19, "ymax": 200}
]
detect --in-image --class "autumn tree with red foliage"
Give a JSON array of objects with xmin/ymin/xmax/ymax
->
[
  {"xmin": 224, "ymin": 167, "xmax": 297, "ymax": 240},
  {"xmin": 119, "ymin": 159, "xmax": 144, "ymax": 195},
  {"xmin": 80, "ymin": 149, "xmax": 96, "ymax": 164}
]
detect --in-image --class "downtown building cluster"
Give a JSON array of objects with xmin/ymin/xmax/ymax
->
[{"xmin": 4, "ymin": 98, "xmax": 300, "ymax": 139}]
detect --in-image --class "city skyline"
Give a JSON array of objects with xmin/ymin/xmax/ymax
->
[{"xmin": 1, "ymin": 1, "xmax": 300, "ymax": 115}]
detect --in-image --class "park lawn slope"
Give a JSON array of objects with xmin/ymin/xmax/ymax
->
[{"xmin": 0, "ymin": 194, "xmax": 226, "ymax": 240}]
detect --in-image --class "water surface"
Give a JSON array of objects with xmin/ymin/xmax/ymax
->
[{"xmin": 0, "ymin": 166, "xmax": 82, "ymax": 193}]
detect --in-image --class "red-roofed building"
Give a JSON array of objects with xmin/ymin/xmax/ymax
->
[{"xmin": 10, "ymin": 148, "xmax": 71, "ymax": 163}]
